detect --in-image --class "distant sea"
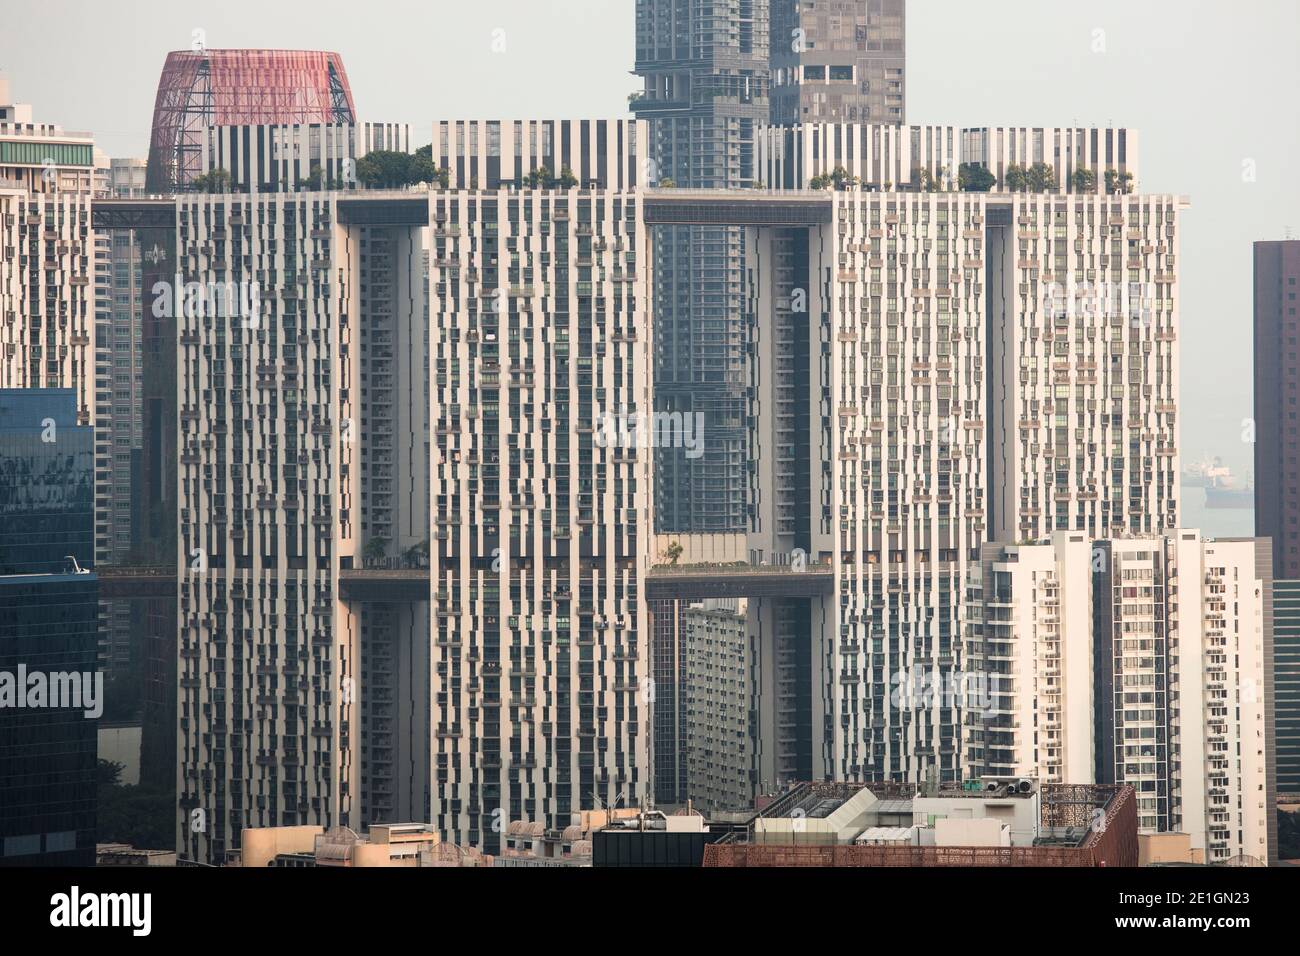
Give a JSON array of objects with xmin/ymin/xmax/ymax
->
[{"xmin": 1180, "ymin": 483, "xmax": 1254, "ymax": 539}]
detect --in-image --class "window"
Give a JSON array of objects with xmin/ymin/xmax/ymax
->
[{"xmin": 0, "ymin": 141, "xmax": 93, "ymax": 167}]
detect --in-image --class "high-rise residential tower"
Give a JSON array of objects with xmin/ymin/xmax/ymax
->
[
  {"xmin": 743, "ymin": 125, "xmax": 1179, "ymax": 789},
  {"xmin": 683, "ymin": 598, "xmax": 753, "ymax": 812},
  {"xmin": 428, "ymin": 120, "xmax": 651, "ymax": 853},
  {"xmin": 770, "ymin": 0, "xmax": 906, "ymax": 126},
  {"xmin": 169, "ymin": 118, "xmax": 421, "ymax": 863},
  {"xmin": 93, "ymin": 158, "xmax": 147, "ymax": 685},
  {"xmin": 633, "ymin": 0, "xmax": 770, "ymax": 534},
  {"xmin": 0, "ymin": 74, "xmax": 97, "ymax": 423},
  {"xmin": 138, "ymin": 50, "xmax": 360, "ymax": 573},
  {"xmin": 964, "ymin": 531, "xmax": 1275, "ymax": 865},
  {"xmin": 1256, "ymin": 239, "xmax": 1300, "ymax": 578}
]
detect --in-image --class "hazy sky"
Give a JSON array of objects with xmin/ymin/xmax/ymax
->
[{"xmin": 2, "ymin": 0, "xmax": 1297, "ymax": 514}]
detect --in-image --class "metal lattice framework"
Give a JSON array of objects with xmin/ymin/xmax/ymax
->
[
  {"xmin": 1040, "ymin": 782, "xmax": 1121, "ymax": 829},
  {"xmin": 145, "ymin": 49, "xmax": 356, "ymax": 192}
]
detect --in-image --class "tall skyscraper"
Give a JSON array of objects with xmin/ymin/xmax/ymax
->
[
  {"xmin": 770, "ymin": 0, "xmax": 906, "ymax": 125},
  {"xmin": 94, "ymin": 158, "xmax": 147, "ymax": 567},
  {"xmin": 93, "ymin": 158, "xmax": 148, "ymax": 692},
  {"xmin": 1253, "ymin": 237, "xmax": 1300, "ymax": 796},
  {"xmin": 633, "ymin": 0, "xmax": 770, "ymax": 533},
  {"xmin": 173, "ymin": 186, "xmax": 356, "ymax": 861},
  {"xmin": 743, "ymin": 126, "xmax": 1179, "ymax": 789},
  {"xmin": 1253, "ymin": 239, "xmax": 1300, "ymax": 581},
  {"xmin": 159, "ymin": 115, "xmax": 651, "ymax": 861},
  {"xmin": 133, "ymin": 54, "xmax": 360, "ymax": 861},
  {"xmin": 167, "ymin": 116, "xmax": 415, "ymax": 861},
  {"xmin": 428, "ymin": 120, "xmax": 651, "ymax": 853}
]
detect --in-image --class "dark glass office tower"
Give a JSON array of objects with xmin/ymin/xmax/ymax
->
[
  {"xmin": 1274, "ymin": 579, "xmax": 1300, "ymax": 795},
  {"xmin": 1254, "ymin": 239, "xmax": 1300, "ymax": 795},
  {"xmin": 0, "ymin": 388, "xmax": 98, "ymax": 866},
  {"xmin": 1255, "ymin": 239, "xmax": 1300, "ymax": 577},
  {"xmin": 0, "ymin": 573, "xmax": 99, "ymax": 866},
  {"xmin": 0, "ymin": 389, "xmax": 94, "ymax": 575}
]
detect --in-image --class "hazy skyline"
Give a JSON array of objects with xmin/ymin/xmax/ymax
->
[{"xmin": 2, "ymin": 0, "xmax": 1296, "ymax": 533}]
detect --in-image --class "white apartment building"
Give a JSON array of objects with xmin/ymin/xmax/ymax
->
[
  {"xmin": 168, "ymin": 123, "xmax": 432, "ymax": 861},
  {"xmin": 964, "ymin": 532, "xmax": 1101, "ymax": 785},
  {"xmin": 201, "ymin": 121, "xmax": 412, "ymax": 193},
  {"xmin": 736, "ymin": 141, "xmax": 1184, "ymax": 791},
  {"xmin": 964, "ymin": 531, "xmax": 1275, "ymax": 865},
  {"xmin": 0, "ymin": 73, "xmax": 97, "ymax": 423},
  {"xmin": 988, "ymin": 192, "xmax": 1182, "ymax": 542},
  {"xmin": 175, "ymin": 190, "xmax": 361, "ymax": 862},
  {"xmin": 759, "ymin": 123, "xmax": 1140, "ymax": 194},
  {"xmin": 156, "ymin": 115, "xmax": 1188, "ymax": 858},
  {"xmin": 427, "ymin": 119, "xmax": 651, "ymax": 854},
  {"xmin": 810, "ymin": 190, "xmax": 992, "ymax": 785}
]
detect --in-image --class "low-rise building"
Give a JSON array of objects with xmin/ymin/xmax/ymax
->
[
  {"xmin": 238, "ymin": 822, "xmax": 489, "ymax": 868},
  {"xmin": 96, "ymin": 843, "xmax": 178, "ymax": 867},
  {"xmin": 498, "ymin": 808, "xmax": 646, "ymax": 867},
  {"xmin": 703, "ymin": 780, "xmax": 1137, "ymax": 866}
]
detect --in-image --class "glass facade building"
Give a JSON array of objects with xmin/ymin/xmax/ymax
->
[
  {"xmin": 0, "ymin": 572, "xmax": 99, "ymax": 866},
  {"xmin": 1275, "ymin": 579, "xmax": 1300, "ymax": 795},
  {"xmin": 0, "ymin": 387, "xmax": 98, "ymax": 866},
  {"xmin": 0, "ymin": 388, "xmax": 94, "ymax": 575}
]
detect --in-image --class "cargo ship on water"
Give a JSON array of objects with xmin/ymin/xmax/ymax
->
[{"xmin": 1183, "ymin": 458, "xmax": 1253, "ymax": 510}]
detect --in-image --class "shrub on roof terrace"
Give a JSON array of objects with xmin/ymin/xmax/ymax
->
[
  {"xmin": 188, "ymin": 167, "xmax": 231, "ymax": 193},
  {"xmin": 355, "ymin": 149, "xmax": 447, "ymax": 189},
  {"xmin": 958, "ymin": 162, "xmax": 996, "ymax": 192}
]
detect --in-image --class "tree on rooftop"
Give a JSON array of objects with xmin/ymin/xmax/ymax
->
[
  {"xmin": 189, "ymin": 168, "xmax": 231, "ymax": 193},
  {"xmin": 363, "ymin": 537, "xmax": 389, "ymax": 564},
  {"xmin": 1070, "ymin": 167, "xmax": 1097, "ymax": 193},
  {"xmin": 355, "ymin": 149, "xmax": 447, "ymax": 189},
  {"xmin": 1104, "ymin": 168, "xmax": 1134, "ymax": 195},
  {"xmin": 1026, "ymin": 162, "xmax": 1058, "ymax": 193},
  {"xmin": 958, "ymin": 162, "xmax": 996, "ymax": 192}
]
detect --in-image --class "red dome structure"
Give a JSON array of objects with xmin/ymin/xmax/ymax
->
[{"xmin": 145, "ymin": 48, "xmax": 355, "ymax": 192}]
